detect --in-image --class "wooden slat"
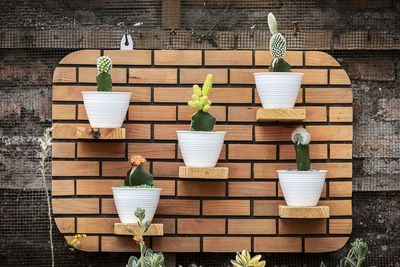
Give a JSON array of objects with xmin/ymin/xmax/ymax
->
[
  {"xmin": 228, "ymin": 219, "xmax": 276, "ymax": 235},
  {"xmin": 101, "ymin": 236, "xmax": 140, "ymax": 252},
  {"xmin": 128, "ymin": 105, "xmax": 176, "ymax": 121},
  {"xmin": 330, "ymin": 69, "xmax": 351, "ymax": 85},
  {"xmin": 156, "ymin": 199, "xmax": 200, "ymax": 215},
  {"xmin": 76, "ymin": 127, "xmax": 126, "ymax": 139},
  {"xmin": 52, "ymin": 161, "xmax": 99, "ymax": 176},
  {"xmin": 229, "ymin": 182, "xmax": 276, "ymax": 197},
  {"xmin": 254, "ymin": 237, "xmax": 302, "ymax": 253},
  {"xmin": 152, "ymin": 237, "xmax": 200, "ymax": 252},
  {"xmin": 305, "ymin": 237, "xmax": 349, "ymax": 253},
  {"xmin": 129, "ymin": 68, "xmax": 177, "ymax": 84},
  {"xmin": 306, "ymin": 125, "xmax": 353, "ymax": 141},
  {"xmin": 256, "ymin": 108, "xmax": 306, "ymax": 122},
  {"xmin": 53, "ymin": 67, "xmax": 76, "ymax": 83},
  {"xmin": 329, "ymin": 219, "xmax": 353, "ymax": 234},
  {"xmin": 329, "ymin": 181, "xmax": 352, "ymax": 197},
  {"xmin": 305, "ymin": 88, "xmax": 353, "ymax": 103},
  {"xmin": 77, "ymin": 217, "xmax": 120, "ymax": 233},
  {"xmin": 279, "ymin": 205, "xmax": 330, "ymax": 218},
  {"xmin": 179, "ymin": 167, "xmax": 228, "ymax": 179},
  {"xmin": 180, "ymin": 68, "xmax": 228, "ymax": 84},
  {"xmin": 114, "ymin": 223, "xmax": 164, "ymax": 236},
  {"xmin": 279, "ymin": 219, "xmax": 326, "ymax": 234},
  {"xmin": 330, "ymin": 144, "xmax": 352, "ymax": 159},
  {"xmin": 229, "ymin": 144, "xmax": 276, "ymax": 160},
  {"xmin": 76, "ymin": 179, "xmax": 123, "ymax": 195},
  {"xmin": 177, "ymin": 219, "xmax": 225, "ymax": 234},
  {"xmin": 178, "ymin": 105, "xmax": 226, "ymax": 121},
  {"xmin": 330, "ymin": 107, "xmax": 353, "ymax": 122},
  {"xmin": 64, "ymin": 235, "xmax": 99, "ymax": 252},
  {"xmin": 155, "ymin": 50, "xmax": 201, "ymax": 65},
  {"xmin": 294, "ymin": 69, "xmax": 328, "ymax": 85},
  {"xmin": 77, "ymin": 142, "xmax": 125, "ymax": 158},
  {"xmin": 305, "ymin": 51, "xmax": 340, "ymax": 66},
  {"xmin": 203, "ymin": 237, "xmax": 251, "ymax": 252},
  {"xmin": 52, "ymin": 180, "xmax": 75, "ymax": 196},
  {"xmin": 318, "ymin": 200, "xmax": 352, "ymax": 216},
  {"xmin": 52, "ymin": 198, "xmax": 99, "ymax": 214},
  {"xmin": 177, "ymin": 181, "xmax": 226, "ymax": 197},
  {"xmin": 52, "ymin": 104, "xmax": 76, "ymax": 120},
  {"xmin": 104, "ymin": 50, "xmax": 151, "ymax": 65},
  {"xmin": 59, "ymin": 50, "xmax": 100, "ymax": 65},
  {"xmin": 203, "ymin": 200, "xmax": 250, "ymax": 216},
  {"xmin": 254, "ymin": 200, "xmax": 287, "ymax": 216},
  {"xmin": 54, "ymin": 218, "xmax": 75, "ymax": 233},
  {"xmin": 279, "ymin": 144, "xmax": 328, "ymax": 160},
  {"xmin": 205, "ymin": 51, "xmax": 252, "ymax": 66},
  {"xmin": 52, "ymin": 142, "xmax": 75, "ymax": 158},
  {"xmin": 128, "ymin": 143, "xmax": 175, "ymax": 159}
]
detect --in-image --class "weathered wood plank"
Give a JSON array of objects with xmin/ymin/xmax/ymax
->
[
  {"xmin": 179, "ymin": 166, "xmax": 228, "ymax": 179},
  {"xmin": 279, "ymin": 205, "xmax": 330, "ymax": 218}
]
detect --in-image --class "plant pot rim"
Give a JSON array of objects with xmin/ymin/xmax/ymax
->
[
  {"xmin": 112, "ymin": 187, "xmax": 162, "ymax": 191},
  {"xmin": 82, "ymin": 91, "xmax": 132, "ymax": 95},
  {"xmin": 176, "ymin": 130, "xmax": 226, "ymax": 134},
  {"xmin": 277, "ymin": 169, "xmax": 328, "ymax": 173},
  {"xmin": 253, "ymin": 72, "xmax": 304, "ymax": 77}
]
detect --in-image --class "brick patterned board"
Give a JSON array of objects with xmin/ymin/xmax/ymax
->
[{"xmin": 52, "ymin": 50, "xmax": 352, "ymax": 253}]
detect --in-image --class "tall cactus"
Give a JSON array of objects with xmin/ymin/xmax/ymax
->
[
  {"xmin": 291, "ymin": 127, "xmax": 311, "ymax": 171},
  {"xmin": 96, "ymin": 56, "xmax": 113, "ymax": 92},
  {"xmin": 267, "ymin": 13, "xmax": 291, "ymax": 72},
  {"xmin": 188, "ymin": 74, "xmax": 216, "ymax": 131}
]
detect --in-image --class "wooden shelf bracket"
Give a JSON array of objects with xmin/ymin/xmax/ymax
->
[
  {"xmin": 279, "ymin": 205, "xmax": 330, "ymax": 218},
  {"xmin": 179, "ymin": 166, "xmax": 229, "ymax": 179}
]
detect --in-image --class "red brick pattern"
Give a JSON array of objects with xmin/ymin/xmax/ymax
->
[{"xmin": 52, "ymin": 50, "xmax": 352, "ymax": 253}]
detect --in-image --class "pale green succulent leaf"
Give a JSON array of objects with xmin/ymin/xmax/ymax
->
[{"xmin": 268, "ymin": 13, "xmax": 278, "ymax": 35}]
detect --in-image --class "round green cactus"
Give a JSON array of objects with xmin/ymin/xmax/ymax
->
[{"xmin": 97, "ymin": 56, "xmax": 112, "ymax": 74}]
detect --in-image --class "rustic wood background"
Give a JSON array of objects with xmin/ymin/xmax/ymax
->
[{"xmin": 51, "ymin": 49, "xmax": 353, "ymax": 253}]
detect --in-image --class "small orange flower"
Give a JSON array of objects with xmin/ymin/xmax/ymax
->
[
  {"xmin": 133, "ymin": 235, "xmax": 143, "ymax": 243},
  {"xmin": 129, "ymin": 155, "xmax": 146, "ymax": 167}
]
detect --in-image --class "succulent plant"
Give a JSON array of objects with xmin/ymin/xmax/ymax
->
[
  {"xmin": 188, "ymin": 74, "xmax": 216, "ymax": 131},
  {"xmin": 231, "ymin": 250, "xmax": 266, "ymax": 267},
  {"xmin": 267, "ymin": 13, "xmax": 291, "ymax": 72},
  {"xmin": 127, "ymin": 208, "xmax": 164, "ymax": 267},
  {"xmin": 96, "ymin": 56, "xmax": 113, "ymax": 92},
  {"xmin": 321, "ymin": 238, "xmax": 368, "ymax": 267},
  {"xmin": 125, "ymin": 155, "xmax": 154, "ymax": 187},
  {"xmin": 291, "ymin": 127, "xmax": 311, "ymax": 171}
]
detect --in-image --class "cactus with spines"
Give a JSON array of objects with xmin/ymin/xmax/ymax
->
[
  {"xmin": 96, "ymin": 56, "xmax": 113, "ymax": 92},
  {"xmin": 268, "ymin": 13, "xmax": 291, "ymax": 72},
  {"xmin": 188, "ymin": 74, "xmax": 216, "ymax": 131},
  {"xmin": 291, "ymin": 127, "xmax": 311, "ymax": 171}
]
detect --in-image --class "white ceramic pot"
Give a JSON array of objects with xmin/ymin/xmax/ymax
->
[
  {"xmin": 177, "ymin": 131, "xmax": 226, "ymax": 167},
  {"xmin": 254, "ymin": 72, "xmax": 303, "ymax": 109},
  {"xmin": 82, "ymin": 92, "xmax": 131, "ymax": 128},
  {"xmin": 277, "ymin": 170, "xmax": 327, "ymax": 207},
  {"xmin": 112, "ymin": 187, "xmax": 161, "ymax": 223}
]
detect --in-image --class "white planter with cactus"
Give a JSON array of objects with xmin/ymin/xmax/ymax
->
[
  {"xmin": 254, "ymin": 13, "xmax": 303, "ymax": 109},
  {"xmin": 82, "ymin": 56, "xmax": 131, "ymax": 128},
  {"xmin": 277, "ymin": 128, "xmax": 327, "ymax": 207},
  {"xmin": 112, "ymin": 155, "xmax": 161, "ymax": 224},
  {"xmin": 177, "ymin": 74, "xmax": 226, "ymax": 168}
]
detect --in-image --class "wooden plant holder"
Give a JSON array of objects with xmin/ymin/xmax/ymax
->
[
  {"xmin": 52, "ymin": 50, "xmax": 353, "ymax": 253},
  {"xmin": 114, "ymin": 223, "xmax": 164, "ymax": 236},
  {"xmin": 279, "ymin": 205, "xmax": 330, "ymax": 218},
  {"xmin": 76, "ymin": 127, "xmax": 126, "ymax": 139},
  {"xmin": 256, "ymin": 109, "xmax": 306, "ymax": 122},
  {"xmin": 179, "ymin": 166, "xmax": 229, "ymax": 179}
]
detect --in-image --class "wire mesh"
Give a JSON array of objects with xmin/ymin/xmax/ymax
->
[{"xmin": 0, "ymin": 0, "xmax": 399, "ymax": 266}]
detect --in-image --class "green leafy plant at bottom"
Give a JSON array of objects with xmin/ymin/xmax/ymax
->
[
  {"xmin": 320, "ymin": 238, "xmax": 368, "ymax": 267},
  {"xmin": 126, "ymin": 207, "xmax": 164, "ymax": 267}
]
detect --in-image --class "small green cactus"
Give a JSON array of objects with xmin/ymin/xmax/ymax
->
[
  {"xmin": 292, "ymin": 127, "xmax": 311, "ymax": 171},
  {"xmin": 188, "ymin": 74, "xmax": 216, "ymax": 131},
  {"xmin": 125, "ymin": 155, "xmax": 154, "ymax": 187},
  {"xmin": 96, "ymin": 56, "xmax": 113, "ymax": 92},
  {"xmin": 267, "ymin": 13, "xmax": 291, "ymax": 72}
]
